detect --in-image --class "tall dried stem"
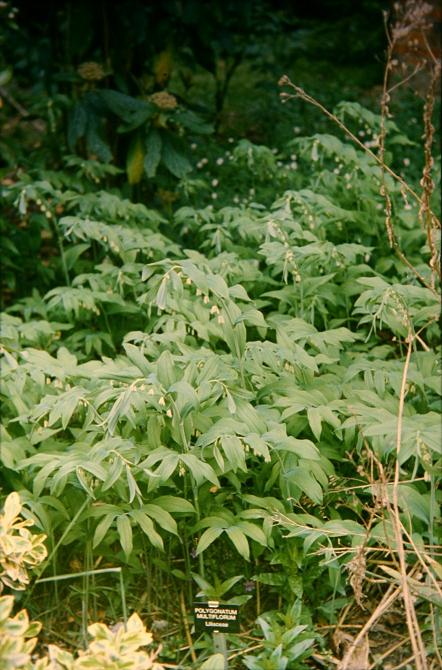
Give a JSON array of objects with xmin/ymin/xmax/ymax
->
[
  {"xmin": 390, "ymin": 333, "xmax": 428, "ymax": 670},
  {"xmin": 384, "ymin": 1, "xmax": 441, "ymax": 285}
]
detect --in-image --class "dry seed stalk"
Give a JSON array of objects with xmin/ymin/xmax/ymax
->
[
  {"xmin": 347, "ymin": 545, "xmax": 367, "ymax": 609},
  {"xmin": 390, "ymin": 332, "xmax": 427, "ymax": 669},
  {"xmin": 419, "ymin": 61, "xmax": 441, "ymax": 285},
  {"xmin": 386, "ymin": 1, "xmax": 441, "ymax": 287}
]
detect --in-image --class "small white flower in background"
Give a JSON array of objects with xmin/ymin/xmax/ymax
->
[
  {"xmin": 191, "ymin": 143, "xmax": 198, "ymax": 150},
  {"xmin": 211, "ymin": 178, "xmax": 219, "ymax": 187},
  {"xmin": 158, "ymin": 396, "xmax": 166, "ymax": 406},
  {"xmin": 290, "ymin": 162, "xmax": 297, "ymax": 170},
  {"xmin": 216, "ymin": 157, "xmax": 224, "ymax": 165},
  {"xmin": 272, "ymin": 148, "xmax": 278, "ymax": 154},
  {"xmin": 358, "ymin": 130, "xmax": 366, "ymax": 137},
  {"xmin": 217, "ymin": 315, "xmax": 225, "ymax": 324},
  {"xmin": 196, "ymin": 161, "xmax": 203, "ymax": 169},
  {"xmin": 211, "ymin": 192, "xmax": 218, "ymax": 199},
  {"xmin": 403, "ymin": 158, "xmax": 410, "ymax": 166},
  {"xmin": 277, "ymin": 161, "xmax": 282, "ymax": 167},
  {"xmin": 233, "ymin": 195, "xmax": 240, "ymax": 204},
  {"xmin": 228, "ymin": 137, "xmax": 234, "ymax": 143},
  {"xmin": 166, "ymin": 409, "xmax": 173, "ymax": 418},
  {"xmin": 290, "ymin": 153, "xmax": 297, "ymax": 160},
  {"xmin": 202, "ymin": 157, "xmax": 208, "ymax": 165},
  {"xmin": 293, "ymin": 126, "xmax": 301, "ymax": 134},
  {"xmin": 249, "ymin": 188, "xmax": 255, "ymax": 196},
  {"xmin": 333, "ymin": 168, "xmax": 340, "ymax": 174},
  {"xmin": 364, "ymin": 253, "xmax": 371, "ymax": 262},
  {"xmin": 203, "ymin": 295, "xmax": 210, "ymax": 304},
  {"xmin": 229, "ymin": 155, "xmax": 234, "ymax": 161},
  {"xmin": 210, "ymin": 305, "xmax": 220, "ymax": 315},
  {"xmin": 376, "ymin": 203, "xmax": 383, "ymax": 210},
  {"xmin": 404, "ymin": 203, "xmax": 412, "ymax": 210},
  {"xmin": 207, "ymin": 204, "xmax": 213, "ymax": 210}
]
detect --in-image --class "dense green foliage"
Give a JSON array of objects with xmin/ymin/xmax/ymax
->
[{"xmin": 0, "ymin": 1, "xmax": 441, "ymax": 668}]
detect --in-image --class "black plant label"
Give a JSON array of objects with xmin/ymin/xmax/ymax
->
[{"xmin": 193, "ymin": 602, "xmax": 240, "ymax": 633}]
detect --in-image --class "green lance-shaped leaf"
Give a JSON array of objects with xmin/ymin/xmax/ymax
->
[
  {"xmin": 307, "ymin": 407, "xmax": 322, "ymax": 440},
  {"xmin": 144, "ymin": 129, "xmax": 162, "ymax": 178},
  {"xmin": 196, "ymin": 526, "xmax": 224, "ymax": 554},
  {"xmin": 116, "ymin": 514, "xmax": 133, "ymax": 557},
  {"xmin": 225, "ymin": 527, "xmax": 250, "ymax": 560},
  {"xmin": 93, "ymin": 512, "xmax": 117, "ymax": 548},
  {"xmin": 220, "ymin": 435, "xmax": 247, "ymax": 473},
  {"xmin": 130, "ymin": 509, "xmax": 164, "ymax": 550},
  {"xmin": 291, "ymin": 466, "xmax": 323, "ymax": 504},
  {"xmin": 126, "ymin": 135, "xmax": 145, "ymax": 185},
  {"xmin": 155, "ymin": 276, "xmax": 169, "ymax": 310},
  {"xmin": 236, "ymin": 520, "xmax": 268, "ymax": 547},
  {"xmin": 153, "ymin": 495, "xmax": 195, "ymax": 514},
  {"xmin": 161, "ymin": 135, "xmax": 192, "ymax": 178},
  {"xmin": 181, "ymin": 454, "xmax": 219, "ymax": 487},
  {"xmin": 141, "ymin": 504, "xmax": 178, "ymax": 535}
]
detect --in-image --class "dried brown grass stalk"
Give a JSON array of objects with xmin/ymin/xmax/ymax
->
[
  {"xmin": 419, "ymin": 61, "xmax": 441, "ymax": 286},
  {"xmin": 383, "ymin": 1, "xmax": 441, "ymax": 286},
  {"xmin": 368, "ymin": 636, "xmax": 410, "ymax": 670},
  {"xmin": 390, "ymin": 332, "xmax": 428, "ymax": 670},
  {"xmin": 338, "ymin": 581, "xmax": 402, "ymax": 670}
]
